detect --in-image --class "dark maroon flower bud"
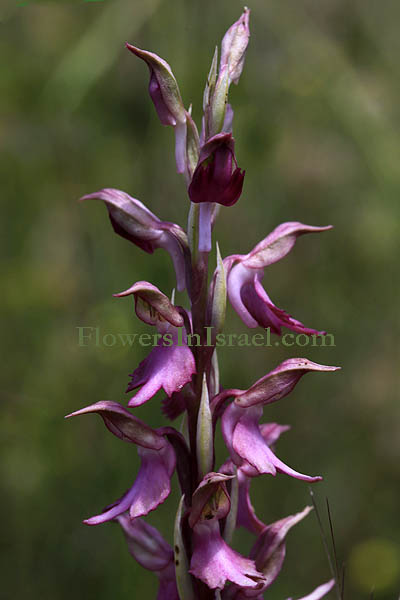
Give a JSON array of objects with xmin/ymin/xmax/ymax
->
[{"xmin": 188, "ymin": 133, "xmax": 245, "ymax": 207}]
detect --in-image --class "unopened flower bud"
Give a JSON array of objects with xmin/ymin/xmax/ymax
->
[
  {"xmin": 126, "ymin": 44, "xmax": 187, "ymax": 173},
  {"xmin": 220, "ymin": 7, "xmax": 250, "ymax": 85},
  {"xmin": 126, "ymin": 44, "xmax": 185, "ymax": 127}
]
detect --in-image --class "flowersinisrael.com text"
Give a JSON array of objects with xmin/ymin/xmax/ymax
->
[{"xmin": 77, "ymin": 326, "xmax": 335, "ymax": 348}]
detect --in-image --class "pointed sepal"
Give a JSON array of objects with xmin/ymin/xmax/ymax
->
[
  {"xmin": 233, "ymin": 358, "xmax": 340, "ymax": 408},
  {"xmin": 114, "ymin": 281, "xmax": 184, "ymax": 328}
]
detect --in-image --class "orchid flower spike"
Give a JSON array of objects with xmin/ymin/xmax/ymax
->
[{"xmin": 72, "ymin": 9, "xmax": 341, "ymax": 599}]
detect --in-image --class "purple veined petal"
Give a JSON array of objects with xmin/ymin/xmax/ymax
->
[
  {"xmin": 252, "ymin": 506, "xmax": 313, "ymax": 561},
  {"xmin": 234, "ymin": 358, "xmax": 340, "ymax": 409},
  {"xmin": 113, "ymin": 280, "xmax": 184, "ymax": 328},
  {"xmin": 126, "ymin": 443, "xmax": 176, "ymax": 521},
  {"xmin": 190, "ymin": 520, "xmax": 265, "ymax": 591},
  {"xmin": 224, "ymin": 510, "xmax": 316, "ymax": 599},
  {"xmin": 220, "ymin": 8, "xmax": 251, "ymax": 85},
  {"xmin": 127, "ymin": 334, "xmax": 196, "ymax": 407},
  {"xmin": 243, "ymin": 222, "xmax": 333, "ymax": 270},
  {"xmin": 270, "ymin": 453, "xmax": 322, "ymax": 482},
  {"xmin": 84, "ymin": 444, "xmax": 175, "ymax": 525},
  {"xmin": 224, "ymin": 404, "xmax": 322, "ymax": 482},
  {"xmin": 221, "ymin": 401, "xmax": 248, "ymax": 468},
  {"xmin": 228, "ymin": 404, "xmax": 282, "ymax": 475},
  {"xmin": 226, "ymin": 262, "xmax": 259, "ymax": 328},
  {"xmin": 222, "ymin": 252, "xmax": 247, "ymax": 296},
  {"xmin": 117, "ymin": 514, "xmax": 173, "ymax": 571},
  {"xmin": 65, "ymin": 400, "xmax": 164, "ymax": 450},
  {"xmin": 108, "ymin": 211, "xmax": 159, "ymax": 253},
  {"xmin": 250, "ymin": 507, "xmax": 313, "ymax": 590},
  {"xmin": 251, "ymin": 274, "xmax": 326, "ymax": 335},
  {"xmin": 240, "ymin": 271, "xmax": 288, "ymax": 334},
  {"xmin": 221, "ymin": 403, "xmax": 276, "ymax": 477},
  {"xmin": 228, "ymin": 264, "xmax": 326, "ymax": 335},
  {"xmin": 225, "ymin": 222, "xmax": 332, "ymax": 332},
  {"xmin": 232, "ymin": 418, "xmax": 292, "ymax": 480},
  {"xmin": 287, "ymin": 579, "xmax": 335, "ymax": 600},
  {"xmin": 125, "ymin": 44, "xmax": 185, "ymax": 127},
  {"xmin": 219, "ymin": 166, "xmax": 245, "ymax": 207},
  {"xmin": 81, "ymin": 188, "xmax": 162, "ymax": 238},
  {"xmin": 236, "ymin": 468, "xmax": 266, "ymax": 535}
]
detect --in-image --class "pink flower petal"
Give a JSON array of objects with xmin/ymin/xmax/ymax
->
[
  {"xmin": 127, "ymin": 339, "xmax": 195, "ymax": 407},
  {"xmin": 84, "ymin": 444, "xmax": 175, "ymax": 525},
  {"xmin": 190, "ymin": 520, "xmax": 264, "ymax": 590}
]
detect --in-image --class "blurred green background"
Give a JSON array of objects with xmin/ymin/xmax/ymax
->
[{"xmin": 2, "ymin": 0, "xmax": 399, "ymax": 598}]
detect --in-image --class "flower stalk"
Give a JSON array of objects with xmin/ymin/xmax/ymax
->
[{"xmin": 70, "ymin": 8, "xmax": 339, "ymax": 599}]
